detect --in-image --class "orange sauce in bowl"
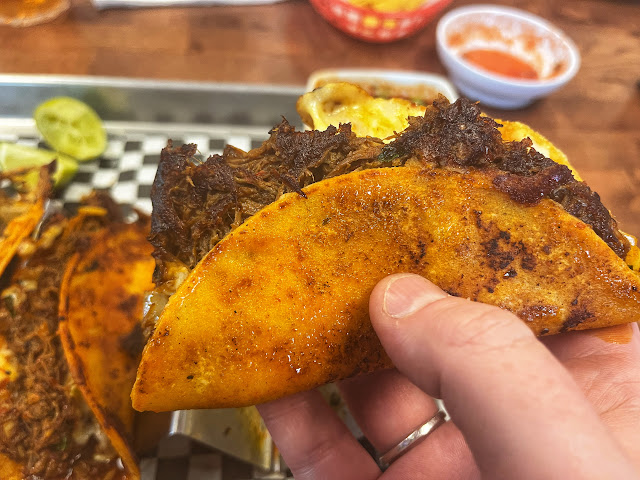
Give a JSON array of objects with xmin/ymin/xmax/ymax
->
[{"xmin": 462, "ymin": 49, "xmax": 538, "ymax": 80}]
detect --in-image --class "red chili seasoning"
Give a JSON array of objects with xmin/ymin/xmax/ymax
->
[{"xmin": 462, "ymin": 49, "xmax": 539, "ymax": 80}]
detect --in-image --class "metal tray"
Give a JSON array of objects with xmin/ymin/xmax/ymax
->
[
  {"xmin": 0, "ymin": 74, "xmax": 308, "ymax": 479},
  {"xmin": 0, "ymin": 74, "xmax": 305, "ymax": 215}
]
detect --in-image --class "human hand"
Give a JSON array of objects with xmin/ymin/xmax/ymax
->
[{"xmin": 257, "ymin": 274, "xmax": 640, "ymax": 479}]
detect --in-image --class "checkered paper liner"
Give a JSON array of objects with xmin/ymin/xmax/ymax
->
[
  {"xmin": 140, "ymin": 435, "xmax": 264, "ymax": 480},
  {"xmin": 0, "ymin": 124, "xmax": 289, "ymax": 480},
  {"xmin": 0, "ymin": 128, "xmax": 268, "ymax": 215}
]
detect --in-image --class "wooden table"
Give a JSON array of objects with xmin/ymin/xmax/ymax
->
[{"xmin": 1, "ymin": 0, "xmax": 639, "ymax": 236}]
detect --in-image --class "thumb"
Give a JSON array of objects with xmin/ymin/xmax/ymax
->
[{"xmin": 369, "ymin": 273, "xmax": 638, "ymax": 480}]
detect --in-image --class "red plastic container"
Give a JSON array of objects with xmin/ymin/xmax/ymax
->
[{"xmin": 309, "ymin": 0, "xmax": 453, "ymax": 43}]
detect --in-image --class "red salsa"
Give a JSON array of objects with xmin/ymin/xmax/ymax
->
[{"xmin": 462, "ymin": 49, "xmax": 538, "ymax": 80}]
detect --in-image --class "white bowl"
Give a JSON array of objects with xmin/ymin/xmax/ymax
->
[
  {"xmin": 436, "ymin": 5, "xmax": 580, "ymax": 109},
  {"xmin": 306, "ymin": 68, "xmax": 458, "ymax": 103}
]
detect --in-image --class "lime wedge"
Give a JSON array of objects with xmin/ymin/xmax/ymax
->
[
  {"xmin": 34, "ymin": 97, "xmax": 107, "ymax": 161},
  {"xmin": 0, "ymin": 142, "xmax": 79, "ymax": 187}
]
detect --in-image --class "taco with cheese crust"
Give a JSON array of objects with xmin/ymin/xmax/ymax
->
[{"xmin": 132, "ymin": 84, "xmax": 640, "ymax": 412}]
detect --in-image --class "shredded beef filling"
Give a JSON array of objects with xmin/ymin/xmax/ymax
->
[
  {"xmin": 149, "ymin": 121, "xmax": 386, "ymax": 284},
  {"xmin": 150, "ymin": 97, "xmax": 628, "ymax": 295},
  {"xmin": 0, "ymin": 194, "xmax": 124, "ymax": 479}
]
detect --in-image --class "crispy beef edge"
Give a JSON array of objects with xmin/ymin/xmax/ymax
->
[
  {"xmin": 149, "ymin": 122, "xmax": 384, "ymax": 284},
  {"xmin": 380, "ymin": 98, "xmax": 629, "ymax": 258},
  {"xmin": 149, "ymin": 98, "xmax": 629, "ymax": 292}
]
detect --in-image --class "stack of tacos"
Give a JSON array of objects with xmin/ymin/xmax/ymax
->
[{"xmin": 0, "ymin": 171, "xmax": 153, "ymax": 479}]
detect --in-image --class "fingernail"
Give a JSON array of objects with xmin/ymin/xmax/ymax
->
[{"xmin": 383, "ymin": 274, "xmax": 447, "ymax": 318}]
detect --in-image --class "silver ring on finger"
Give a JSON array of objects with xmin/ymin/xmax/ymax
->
[{"xmin": 377, "ymin": 409, "xmax": 447, "ymax": 470}]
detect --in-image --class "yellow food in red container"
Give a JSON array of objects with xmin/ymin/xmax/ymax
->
[{"xmin": 309, "ymin": 0, "xmax": 453, "ymax": 43}]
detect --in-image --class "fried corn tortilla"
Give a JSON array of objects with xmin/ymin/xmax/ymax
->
[
  {"xmin": 133, "ymin": 165, "xmax": 640, "ymax": 411},
  {"xmin": 0, "ymin": 195, "xmax": 143, "ymax": 479},
  {"xmin": 133, "ymin": 87, "xmax": 640, "ymax": 411},
  {"xmin": 59, "ymin": 219, "xmax": 154, "ymax": 480},
  {"xmin": 0, "ymin": 453, "xmax": 23, "ymax": 480},
  {"xmin": 0, "ymin": 166, "xmax": 51, "ymax": 278}
]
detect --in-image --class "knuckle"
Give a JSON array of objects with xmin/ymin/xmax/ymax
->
[
  {"xmin": 604, "ymin": 380, "xmax": 640, "ymax": 410},
  {"xmin": 586, "ymin": 358, "xmax": 640, "ymax": 415},
  {"xmin": 434, "ymin": 299, "xmax": 536, "ymax": 355},
  {"xmin": 293, "ymin": 435, "xmax": 342, "ymax": 477},
  {"xmin": 259, "ymin": 392, "xmax": 354, "ymax": 477},
  {"xmin": 258, "ymin": 391, "xmax": 317, "ymax": 437}
]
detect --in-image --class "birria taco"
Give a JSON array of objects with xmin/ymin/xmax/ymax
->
[
  {"xmin": 132, "ymin": 83, "xmax": 640, "ymax": 412},
  {"xmin": 0, "ymin": 193, "xmax": 152, "ymax": 480}
]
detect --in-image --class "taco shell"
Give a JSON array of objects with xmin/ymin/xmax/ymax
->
[
  {"xmin": 59, "ymin": 221, "xmax": 154, "ymax": 479},
  {"xmin": 0, "ymin": 453, "xmax": 23, "ymax": 480},
  {"xmin": 0, "ymin": 167, "xmax": 51, "ymax": 278},
  {"xmin": 132, "ymin": 165, "xmax": 640, "ymax": 412}
]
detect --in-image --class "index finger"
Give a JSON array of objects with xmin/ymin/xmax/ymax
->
[
  {"xmin": 542, "ymin": 323, "xmax": 640, "ymax": 467},
  {"xmin": 370, "ymin": 274, "xmax": 639, "ymax": 480}
]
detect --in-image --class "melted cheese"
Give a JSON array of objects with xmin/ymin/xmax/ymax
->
[{"xmin": 297, "ymin": 82, "xmax": 425, "ymax": 140}]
